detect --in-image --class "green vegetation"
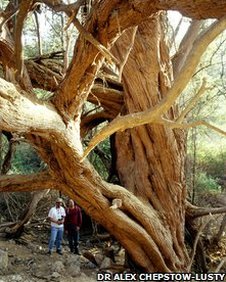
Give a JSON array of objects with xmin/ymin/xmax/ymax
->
[
  {"xmin": 11, "ymin": 143, "xmax": 43, "ymax": 174},
  {"xmin": 186, "ymin": 132, "xmax": 226, "ymax": 203},
  {"xmin": 88, "ymin": 138, "xmax": 111, "ymax": 180},
  {"xmin": 196, "ymin": 172, "xmax": 220, "ymax": 192}
]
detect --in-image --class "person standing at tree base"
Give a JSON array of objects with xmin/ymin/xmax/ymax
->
[
  {"xmin": 47, "ymin": 197, "xmax": 66, "ymax": 255},
  {"xmin": 64, "ymin": 199, "xmax": 82, "ymax": 255}
]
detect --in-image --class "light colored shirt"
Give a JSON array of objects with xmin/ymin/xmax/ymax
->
[{"xmin": 48, "ymin": 206, "xmax": 66, "ymax": 228}]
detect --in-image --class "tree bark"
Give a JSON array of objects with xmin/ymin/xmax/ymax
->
[
  {"xmin": 1, "ymin": 0, "xmax": 226, "ymax": 273},
  {"xmin": 113, "ymin": 13, "xmax": 189, "ymax": 270}
]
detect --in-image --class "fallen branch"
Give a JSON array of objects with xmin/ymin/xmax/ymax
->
[
  {"xmin": 214, "ymin": 257, "xmax": 226, "ymax": 272},
  {"xmin": 186, "ymin": 201, "xmax": 226, "ymax": 219},
  {"xmin": 188, "ymin": 217, "xmax": 211, "ymax": 272},
  {"xmin": 6, "ymin": 190, "xmax": 49, "ymax": 237}
]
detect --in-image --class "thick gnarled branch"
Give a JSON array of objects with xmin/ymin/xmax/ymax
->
[
  {"xmin": 0, "ymin": 78, "xmax": 65, "ymax": 135},
  {"xmin": 50, "ymin": 0, "xmax": 226, "ymax": 120},
  {"xmin": 0, "ymin": 171, "xmax": 56, "ymax": 192},
  {"xmin": 82, "ymin": 17, "xmax": 226, "ymax": 158}
]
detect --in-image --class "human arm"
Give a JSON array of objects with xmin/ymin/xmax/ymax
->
[
  {"xmin": 48, "ymin": 216, "xmax": 62, "ymax": 225},
  {"xmin": 59, "ymin": 207, "xmax": 66, "ymax": 225},
  {"xmin": 77, "ymin": 207, "xmax": 82, "ymax": 229},
  {"xmin": 48, "ymin": 207, "xmax": 65, "ymax": 225}
]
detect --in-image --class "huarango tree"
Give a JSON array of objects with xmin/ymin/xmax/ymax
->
[{"xmin": 0, "ymin": 0, "xmax": 226, "ymax": 272}]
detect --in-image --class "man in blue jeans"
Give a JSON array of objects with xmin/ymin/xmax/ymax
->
[{"xmin": 47, "ymin": 198, "xmax": 66, "ymax": 255}]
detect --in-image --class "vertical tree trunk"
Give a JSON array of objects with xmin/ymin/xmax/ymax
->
[
  {"xmin": 191, "ymin": 127, "xmax": 197, "ymax": 204},
  {"xmin": 113, "ymin": 13, "xmax": 189, "ymax": 268},
  {"xmin": 213, "ymin": 214, "xmax": 226, "ymax": 244},
  {"xmin": 6, "ymin": 190, "xmax": 49, "ymax": 237}
]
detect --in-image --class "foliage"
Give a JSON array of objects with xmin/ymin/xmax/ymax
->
[
  {"xmin": 0, "ymin": 134, "xmax": 9, "ymax": 168},
  {"xmin": 182, "ymin": 22, "xmax": 226, "ymax": 203},
  {"xmin": 186, "ymin": 132, "xmax": 226, "ymax": 203},
  {"xmin": 0, "ymin": 139, "xmax": 44, "ymax": 221},
  {"xmin": 197, "ymin": 146, "xmax": 226, "ymax": 178},
  {"xmin": 88, "ymin": 138, "xmax": 111, "ymax": 180},
  {"xmin": 182, "ymin": 26, "xmax": 226, "ymax": 126},
  {"xmin": 10, "ymin": 143, "xmax": 43, "ymax": 174},
  {"xmin": 196, "ymin": 171, "xmax": 221, "ymax": 192},
  {"xmin": 0, "ymin": 0, "xmax": 8, "ymax": 10},
  {"xmin": 23, "ymin": 8, "xmax": 63, "ymax": 57},
  {"xmin": 23, "ymin": 7, "xmax": 78, "ymax": 60},
  {"xmin": 187, "ymin": 130, "xmax": 226, "ymax": 175}
]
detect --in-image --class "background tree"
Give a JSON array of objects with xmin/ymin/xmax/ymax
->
[{"xmin": 0, "ymin": 0, "xmax": 226, "ymax": 272}]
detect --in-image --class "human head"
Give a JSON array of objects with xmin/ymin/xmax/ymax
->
[
  {"xmin": 56, "ymin": 197, "xmax": 63, "ymax": 208},
  {"xmin": 68, "ymin": 199, "xmax": 75, "ymax": 208}
]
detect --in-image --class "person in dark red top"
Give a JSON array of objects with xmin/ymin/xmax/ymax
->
[{"xmin": 64, "ymin": 199, "xmax": 82, "ymax": 254}]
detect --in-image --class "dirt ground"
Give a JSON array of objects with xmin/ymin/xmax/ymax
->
[
  {"xmin": 0, "ymin": 218, "xmax": 128, "ymax": 282},
  {"xmin": 0, "ymin": 224, "xmax": 226, "ymax": 282},
  {"xmin": 0, "ymin": 235, "xmax": 99, "ymax": 282}
]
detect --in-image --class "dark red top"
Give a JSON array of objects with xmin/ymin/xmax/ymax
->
[{"xmin": 64, "ymin": 205, "xmax": 82, "ymax": 230}]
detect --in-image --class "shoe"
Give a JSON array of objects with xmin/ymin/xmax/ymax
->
[
  {"xmin": 47, "ymin": 250, "xmax": 52, "ymax": 255},
  {"xmin": 74, "ymin": 249, "xmax": 81, "ymax": 255},
  {"xmin": 57, "ymin": 249, "xmax": 63, "ymax": 255}
]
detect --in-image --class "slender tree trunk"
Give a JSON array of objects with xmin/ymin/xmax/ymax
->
[
  {"xmin": 191, "ymin": 127, "xmax": 197, "ymax": 204},
  {"xmin": 6, "ymin": 190, "xmax": 49, "ymax": 237},
  {"xmin": 213, "ymin": 214, "xmax": 226, "ymax": 244},
  {"xmin": 113, "ymin": 14, "xmax": 189, "ymax": 270}
]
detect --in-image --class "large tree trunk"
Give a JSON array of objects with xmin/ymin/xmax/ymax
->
[
  {"xmin": 113, "ymin": 14, "xmax": 189, "ymax": 270},
  {"xmin": 52, "ymin": 151, "xmax": 189, "ymax": 272},
  {"xmin": 0, "ymin": 90, "xmax": 188, "ymax": 272},
  {"xmin": 1, "ymin": 0, "xmax": 226, "ymax": 274}
]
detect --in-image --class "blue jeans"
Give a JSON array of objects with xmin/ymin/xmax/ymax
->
[{"xmin": 48, "ymin": 226, "xmax": 64, "ymax": 252}]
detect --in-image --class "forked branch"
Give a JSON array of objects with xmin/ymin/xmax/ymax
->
[
  {"xmin": 82, "ymin": 17, "xmax": 226, "ymax": 159},
  {"xmin": 159, "ymin": 119, "xmax": 226, "ymax": 138}
]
